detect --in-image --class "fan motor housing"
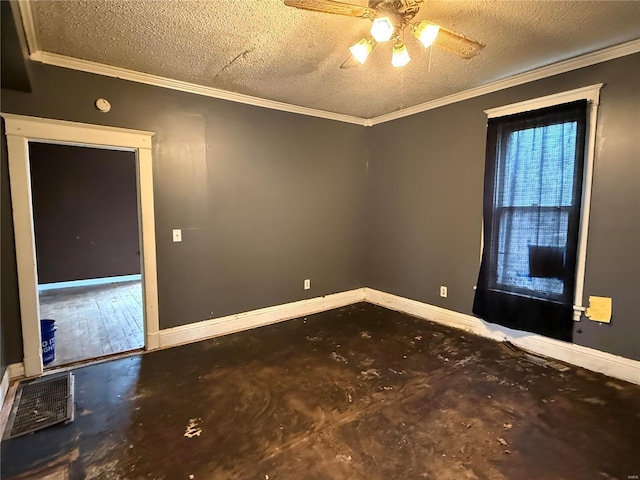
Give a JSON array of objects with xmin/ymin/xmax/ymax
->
[{"xmin": 372, "ymin": 0, "xmax": 422, "ymax": 28}]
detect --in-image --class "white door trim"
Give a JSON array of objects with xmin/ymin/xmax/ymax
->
[{"xmin": 2, "ymin": 113, "xmax": 159, "ymax": 377}]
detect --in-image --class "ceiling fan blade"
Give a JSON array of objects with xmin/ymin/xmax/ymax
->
[
  {"xmin": 434, "ymin": 26, "xmax": 484, "ymax": 59},
  {"xmin": 284, "ymin": 0, "xmax": 376, "ymax": 19}
]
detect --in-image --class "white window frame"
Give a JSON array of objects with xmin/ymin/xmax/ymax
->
[
  {"xmin": 483, "ymin": 83, "xmax": 603, "ymax": 321},
  {"xmin": 2, "ymin": 114, "xmax": 160, "ymax": 377}
]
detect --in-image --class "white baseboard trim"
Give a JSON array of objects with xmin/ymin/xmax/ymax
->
[
  {"xmin": 147, "ymin": 331, "xmax": 160, "ymax": 351},
  {"xmin": 159, "ymin": 288, "xmax": 366, "ymax": 349},
  {"xmin": 38, "ymin": 274, "xmax": 142, "ymax": 292},
  {"xmin": 14, "ymin": 285, "xmax": 637, "ymax": 385},
  {"xmin": 0, "ymin": 368, "xmax": 9, "ymax": 410},
  {"xmin": 364, "ymin": 288, "xmax": 640, "ymax": 385},
  {"xmin": 1, "ymin": 363, "xmax": 24, "ymax": 411},
  {"xmin": 0, "ymin": 364, "xmax": 24, "ymax": 438},
  {"xmin": 8, "ymin": 363, "xmax": 25, "ymax": 380}
]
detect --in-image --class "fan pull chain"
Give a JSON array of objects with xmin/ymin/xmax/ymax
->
[
  {"xmin": 400, "ymin": 29, "xmax": 405, "ymax": 109},
  {"xmin": 400, "ymin": 56, "xmax": 405, "ymax": 109}
]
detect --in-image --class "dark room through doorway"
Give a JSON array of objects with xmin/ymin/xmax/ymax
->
[{"xmin": 29, "ymin": 142, "xmax": 143, "ymax": 368}]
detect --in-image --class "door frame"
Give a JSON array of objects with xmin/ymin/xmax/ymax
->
[{"xmin": 2, "ymin": 113, "xmax": 160, "ymax": 377}]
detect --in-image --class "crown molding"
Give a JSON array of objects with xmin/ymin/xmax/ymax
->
[
  {"xmin": 16, "ymin": 0, "xmax": 39, "ymax": 55},
  {"xmin": 369, "ymin": 39, "xmax": 640, "ymax": 125},
  {"xmin": 29, "ymin": 51, "xmax": 367, "ymax": 126},
  {"xmin": 17, "ymin": 1, "xmax": 364, "ymax": 126},
  {"xmin": 16, "ymin": 0, "xmax": 639, "ymax": 127},
  {"xmin": 29, "ymin": 39, "xmax": 639, "ymax": 128}
]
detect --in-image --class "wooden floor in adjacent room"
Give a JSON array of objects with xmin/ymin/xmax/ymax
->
[
  {"xmin": 38, "ymin": 280, "xmax": 144, "ymax": 367},
  {"xmin": 2, "ymin": 303, "xmax": 639, "ymax": 479}
]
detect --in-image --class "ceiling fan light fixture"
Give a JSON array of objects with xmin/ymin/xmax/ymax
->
[
  {"xmin": 349, "ymin": 38, "xmax": 375, "ymax": 64},
  {"xmin": 391, "ymin": 40, "xmax": 410, "ymax": 67},
  {"xmin": 413, "ymin": 21, "xmax": 440, "ymax": 48},
  {"xmin": 370, "ymin": 17, "xmax": 395, "ymax": 42}
]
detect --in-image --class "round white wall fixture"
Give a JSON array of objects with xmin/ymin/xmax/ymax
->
[{"xmin": 95, "ymin": 98, "xmax": 111, "ymax": 113}]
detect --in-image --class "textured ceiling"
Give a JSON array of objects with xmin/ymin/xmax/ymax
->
[{"xmin": 29, "ymin": 0, "xmax": 640, "ymax": 119}]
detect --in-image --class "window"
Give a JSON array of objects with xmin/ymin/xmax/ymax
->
[
  {"xmin": 474, "ymin": 85, "xmax": 601, "ymax": 342},
  {"xmin": 492, "ymin": 106, "xmax": 584, "ymax": 302}
]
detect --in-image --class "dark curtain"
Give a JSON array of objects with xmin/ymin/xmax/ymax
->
[{"xmin": 473, "ymin": 100, "xmax": 587, "ymax": 341}]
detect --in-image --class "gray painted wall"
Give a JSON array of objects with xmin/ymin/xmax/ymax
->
[
  {"xmin": 1, "ymin": 54, "xmax": 637, "ymax": 369},
  {"xmin": 367, "ymin": 54, "xmax": 640, "ymax": 361},
  {"xmin": 1, "ymin": 62, "xmax": 369, "ymax": 364},
  {"xmin": 0, "ymin": 1, "xmax": 31, "ymax": 92}
]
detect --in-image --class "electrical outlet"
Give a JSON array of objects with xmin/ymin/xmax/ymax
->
[
  {"xmin": 172, "ymin": 229, "xmax": 182, "ymax": 242},
  {"xmin": 304, "ymin": 279, "xmax": 311, "ymax": 290},
  {"xmin": 440, "ymin": 286, "xmax": 448, "ymax": 298}
]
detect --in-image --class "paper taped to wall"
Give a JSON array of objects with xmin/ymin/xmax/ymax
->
[{"xmin": 585, "ymin": 296, "xmax": 612, "ymax": 323}]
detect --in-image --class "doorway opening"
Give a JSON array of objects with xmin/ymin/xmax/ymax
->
[
  {"xmin": 3, "ymin": 114, "xmax": 159, "ymax": 378},
  {"xmin": 30, "ymin": 142, "xmax": 144, "ymax": 367}
]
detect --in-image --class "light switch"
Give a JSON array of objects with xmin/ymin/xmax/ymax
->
[{"xmin": 172, "ymin": 229, "xmax": 182, "ymax": 242}]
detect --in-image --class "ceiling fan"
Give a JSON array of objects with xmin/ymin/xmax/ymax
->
[{"xmin": 284, "ymin": 0, "xmax": 484, "ymax": 68}]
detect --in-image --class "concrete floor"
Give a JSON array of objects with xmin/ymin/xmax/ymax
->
[{"xmin": 2, "ymin": 303, "xmax": 639, "ymax": 479}]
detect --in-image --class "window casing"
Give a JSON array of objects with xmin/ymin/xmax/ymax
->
[{"xmin": 473, "ymin": 85, "xmax": 601, "ymax": 341}]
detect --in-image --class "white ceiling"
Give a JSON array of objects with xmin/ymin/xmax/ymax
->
[{"xmin": 27, "ymin": 0, "xmax": 640, "ymax": 119}]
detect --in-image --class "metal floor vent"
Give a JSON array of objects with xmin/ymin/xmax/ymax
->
[{"xmin": 4, "ymin": 372, "xmax": 75, "ymax": 440}]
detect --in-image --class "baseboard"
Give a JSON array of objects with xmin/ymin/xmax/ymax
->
[
  {"xmin": 0, "ymin": 368, "xmax": 9, "ymax": 411},
  {"xmin": 14, "ymin": 285, "xmax": 637, "ymax": 385},
  {"xmin": 159, "ymin": 288, "xmax": 367, "ymax": 348},
  {"xmin": 7, "ymin": 363, "xmax": 24, "ymax": 380},
  {"xmin": 0, "ymin": 363, "xmax": 24, "ymax": 411},
  {"xmin": 0, "ymin": 369, "xmax": 15, "ymax": 439},
  {"xmin": 364, "ymin": 288, "xmax": 640, "ymax": 385},
  {"xmin": 0, "ymin": 363, "xmax": 24, "ymax": 438},
  {"xmin": 147, "ymin": 331, "xmax": 160, "ymax": 350},
  {"xmin": 38, "ymin": 274, "xmax": 142, "ymax": 292}
]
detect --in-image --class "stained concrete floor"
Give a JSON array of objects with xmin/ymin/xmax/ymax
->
[{"xmin": 2, "ymin": 303, "xmax": 639, "ymax": 479}]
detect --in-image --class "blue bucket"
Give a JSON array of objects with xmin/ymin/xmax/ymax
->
[{"xmin": 41, "ymin": 319, "xmax": 56, "ymax": 365}]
